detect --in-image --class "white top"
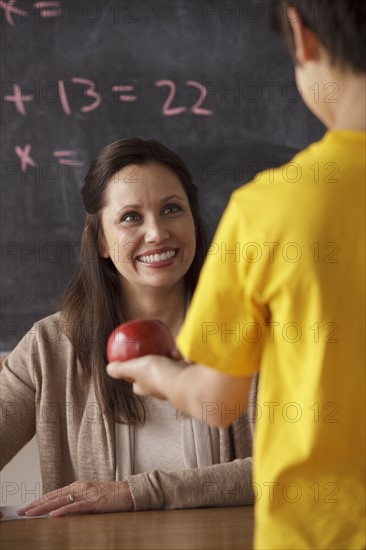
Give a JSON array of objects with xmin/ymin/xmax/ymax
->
[
  {"xmin": 133, "ymin": 397, "xmax": 186, "ymax": 474},
  {"xmin": 115, "ymin": 397, "xmax": 221, "ymax": 480}
]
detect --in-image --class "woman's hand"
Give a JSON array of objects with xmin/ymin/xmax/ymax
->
[
  {"xmin": 16, "ymin": 480, "xmax": 134, "ymax": 518},
  {"xmin": 107, "ymin": 355, "xmax": 185, "ymax": 399}
]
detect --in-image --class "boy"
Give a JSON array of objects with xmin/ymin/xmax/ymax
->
[{"xmin": 108, "ymin": 1, "xmax": 365, "ymax": 547}]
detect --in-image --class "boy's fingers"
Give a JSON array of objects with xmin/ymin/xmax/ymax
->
[
  {"xmin": 132, "ymin": 382, "xmax": 144, "ymax": 395},
  {"xmin": 106, "ymin": 362, "xmax": 135, "ymax": 382}
]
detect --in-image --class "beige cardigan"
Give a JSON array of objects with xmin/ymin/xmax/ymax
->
[{"xmin": 0, "ymin": 313, "xmax": 256, "ymax": 511}]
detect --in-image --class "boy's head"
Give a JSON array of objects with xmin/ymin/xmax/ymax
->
[
  {"xmin": 271, "ymin": 1, "xmax": 365, "ymax": 129},
  {"xmin": 271, "ymin": 1, "xmax": 366, "ymax": 74}
]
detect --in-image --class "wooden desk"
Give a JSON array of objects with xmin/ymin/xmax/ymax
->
[{"xmin": 1, "ymin": 506, "xmax": 254, "ymax": 549}]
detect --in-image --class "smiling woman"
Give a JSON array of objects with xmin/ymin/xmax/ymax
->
[
  {"xmin": 0, "ymin": 138, "xmax": 256, "ymax": 519},
  {"xmin": 99, "ymin": 161, "xmax": 196, "ymax": 303}
]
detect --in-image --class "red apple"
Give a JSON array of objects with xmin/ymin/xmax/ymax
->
[{"xmin": 107, "ymin": 319, "xmax": 176, "ymax": 362}]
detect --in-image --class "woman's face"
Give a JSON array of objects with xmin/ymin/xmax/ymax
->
[{"xmin": 100, "ymin": 162, "xmax": 196, "ymax": 295}]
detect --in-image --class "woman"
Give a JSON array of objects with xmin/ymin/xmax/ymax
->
[{"xmin": 1, "ymin": 138, "xmax": 256, "ymax": 517}]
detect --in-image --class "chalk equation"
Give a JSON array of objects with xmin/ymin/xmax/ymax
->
[
  {"xmin": 11, "ymin": 144, "xmax": 83, "ymax": 174},
  {"xmin": 0, "ymin": 0, "xmax": 139, "ymax": 26},
  {"xmin": 3, "ymin": 79, "xmax": 213, "ymax": 116},
  {"xmin": 0, "ymin": 0, "xmax": 60, "ymax": 25}
]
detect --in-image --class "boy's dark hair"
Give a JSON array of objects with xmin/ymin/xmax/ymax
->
[{"xmin": 271, "ymin": 1, "xmax": 366, "ymax": 73}]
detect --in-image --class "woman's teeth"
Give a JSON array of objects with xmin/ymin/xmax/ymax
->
[{"xmin": 138, "ymin": 250, "xmax": 177, "ymax": 263}]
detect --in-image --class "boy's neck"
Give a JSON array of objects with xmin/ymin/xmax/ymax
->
[
  {"xmin": 331, "ymin": 71, "xmax": 366, "ymax": 131},
  {"xmin": 311, "ymin": 57, "xmax": 366, "ymax": 131}
]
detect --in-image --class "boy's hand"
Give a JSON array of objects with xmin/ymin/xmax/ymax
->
[
  {"xmin": 107, "ymin": 356, "xmax": 253, "ymax": 428},
  {"xmin": 107, "ymin": 355, "xmax": 185, "ymax": 399}
]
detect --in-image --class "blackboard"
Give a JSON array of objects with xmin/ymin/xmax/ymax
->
[{"xmin": 1, "ymin": 0, "xmax": 325, "ymax": 352}]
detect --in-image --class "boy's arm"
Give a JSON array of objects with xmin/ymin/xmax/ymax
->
[{"xmin": 107, "ymin": 356, "xmax": 253, "ymax": 428}]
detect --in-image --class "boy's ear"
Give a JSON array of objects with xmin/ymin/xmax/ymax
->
[{"xmin": 287, "ymin": 7, "xmax": 320, "ymax": 64}]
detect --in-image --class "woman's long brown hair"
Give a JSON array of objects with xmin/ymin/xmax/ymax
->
[{"xmin": 59, "ymin": 138, "xmax": 208, "ymax": 424}]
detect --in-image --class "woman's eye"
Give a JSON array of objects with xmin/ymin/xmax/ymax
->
[
  {"xmin": 163, "ymin": 204, "xmax": 182, "ymax": 215},
  {"xmin": 121, "ymin": 212, "xmax": 141, "ymax": 223}
]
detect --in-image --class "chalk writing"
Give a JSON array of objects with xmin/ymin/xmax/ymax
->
[
  {"xmin": 155, "ymin": 80, "xmax": 213, "ymax": 116},
  {"xmin": 0, "ymin": 0, "xmax": 140, "ymax": 25},
  {"xmin": 58, "ymin": 78, "xmax": 102, "ymax": 115},
  {"xmin": 3, "ymin": 84, "xmax": 34, "ymax": 115},
  {"xmin": 14, "ymin": 145, "xmax": 84, "ymax": 173},
  {"xmin": 34, "ymin": 1, "xmax": 61, "ymax": 19},
  {"xmin": 15, "ymin": 144, "xmax": 36, "ymax": 173},
  {"xmin": 53, "ymin": 151, "xmax": 83, "ymax": 167},
  {"xmin": 0, "ymin": 0, "xmax": 28, "ymax": 26},
  {"xmin": 3, "ymin": 79, "xmax": 213, "ymax": 116},
  {"xmin": 186, "ymin": 80, "xmax": 213, "ymax": 115},
  {"xmin": 156, "ymin": 80, "xmax": 187, "ymax": 116},
  {"xmin": 112, "ymin": 84, "xmax": 138, "ymax": 103}
]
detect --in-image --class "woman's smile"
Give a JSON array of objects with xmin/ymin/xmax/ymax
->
[{"xmin": 135, "ymin": 247, "xmax": 179, "ymax": 266}]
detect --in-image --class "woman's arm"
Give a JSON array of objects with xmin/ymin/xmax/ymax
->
[
  {"xmin": 125, "ymin": 456, "xmax": 254, "ymax": 511},
  {"xmin": 16, "ymin": 456, "xmax": 253, "ymax": 516}
]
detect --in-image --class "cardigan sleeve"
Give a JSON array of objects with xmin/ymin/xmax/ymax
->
[
  {"xmin": 0, "ymin": 329, "xmax": 37, "ymax": 470},
  {"xmin": 126, "ymin": 456, "xmax": 253, "ymax": 511}
]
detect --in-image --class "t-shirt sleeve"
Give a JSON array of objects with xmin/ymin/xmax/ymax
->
[{"xmin": 178, "ymin": 193, "xmax": 268, "ymax": 377}]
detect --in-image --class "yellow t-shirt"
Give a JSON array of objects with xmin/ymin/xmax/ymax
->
[{"xmin": 178, "ymin": 131, "xmax": 366, "ymax": 549}]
